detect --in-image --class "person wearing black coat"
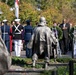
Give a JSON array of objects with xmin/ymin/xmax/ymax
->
[{"xmin": 59, "ymin": 19, "xmax": 70, "ymax": 54}]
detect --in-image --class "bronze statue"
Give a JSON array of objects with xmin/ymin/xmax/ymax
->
[{"xmin": 27, "ymin": 17, "xmax": 57, "ymax": 68}]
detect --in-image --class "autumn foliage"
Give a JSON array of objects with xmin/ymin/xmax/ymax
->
[{"xmin": 0, "ymin": 0, "xmax": 76, "ymax": 26}]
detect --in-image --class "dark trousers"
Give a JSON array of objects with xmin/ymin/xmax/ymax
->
[
  {"xmin": 5, "ymin": 40, "xmax": 10, "ymax": 53},
  {"xmin": 25, "ymin": 41, "xmax": 32, "ymax": 58},
  {"xmin": 69, "ymin": 38, "xmax": 73, "ymax": 51},
  {"xmin": 59, "ymin": 37, "xmax": 69, "ymax": 54}
]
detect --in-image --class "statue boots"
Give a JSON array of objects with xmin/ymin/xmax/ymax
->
[
  {"xmin": 44, "ymin": 57, "xmax": 49, "ymax": 69},
  {"xmin": 32, "ymin": 60, "xmax": 36, "ymax": 67},
  {"xmin": 32, "ymin": 53, "xmax": 38, "ymax": 67}
]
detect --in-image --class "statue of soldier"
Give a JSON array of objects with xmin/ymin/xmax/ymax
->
[
  {"xmin": 51, "ymin": 21, "xmax": 63, "ymax": 57},
  {"xmin": 72, "ymin": 26, "xmax": 76, "ymax": 55},
  {"xmin": 27, "ymin": 17, "xmax": 57, "ymax": 68},
  {"xmin": 68, "ymin": 24, "xmax": 76, "ymax": 58},
  {"xmin": 0, "ymin": 26, "xmax": 11, "ymax": 75}
]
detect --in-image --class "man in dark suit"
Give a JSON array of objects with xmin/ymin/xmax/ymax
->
[{"xmin": 59, "ymin": 19, "xmax": 70, "ymax": 54}]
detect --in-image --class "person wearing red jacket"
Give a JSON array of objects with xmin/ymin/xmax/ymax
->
[{"xmin": 10, "ymin": 21, "xmax": 15, "ymax": 55}]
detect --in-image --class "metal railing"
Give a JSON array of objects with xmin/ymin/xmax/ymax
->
[
  {"xmin": 69, "ymin": 60, "xmax": 76, "ymax": 75},
  {"xmin": 5, "ymin": 60, "xmax": 76, "ymax": 75},
  {"xmin": 5, "ymin": 63, "xmax": 69, "ymax": 75}
]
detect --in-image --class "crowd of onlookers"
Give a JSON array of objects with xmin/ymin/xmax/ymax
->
[{"xmin": 0, "ymin": 17, "xmax": 75, "ymax": 59}]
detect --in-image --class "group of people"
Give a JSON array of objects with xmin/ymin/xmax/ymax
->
[
  {"xmin": 0, "ymin": 17, "xmax": 75, "ymax": 68},
  {"xmin": 0, "ymin": 19, "xmax": 33, "ymax": 58},
  {"xmin": 51, "ymin": 19, "xmax": 72, "ymax": 55}
]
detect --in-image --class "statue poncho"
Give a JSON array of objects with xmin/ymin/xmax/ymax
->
[{"xmin": 27, "ymin": 17, "xmax": 57, "ymax": 67}]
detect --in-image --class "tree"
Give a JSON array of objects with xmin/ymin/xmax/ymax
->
[
  {"xmin": 40, "ymin": 8, "xmax": 63, "ymax": 26},
  {"xmin": 0, "ymin": 2, "xmax": 14, "ymax": 22},
  {"xmin": 19, "ymin": 1, "xmax": 38, "ymax": 26},
  {"xmin": 0, "ymin": 0, "xmax": 14, "ymax": 7},
  {"xmin": 1, "ymin": 0, "xmax": 76, "ymax": 25}
]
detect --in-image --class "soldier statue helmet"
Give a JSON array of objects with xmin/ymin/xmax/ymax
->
[{"xmin": 39, "ymin": 16, "xmax": 46, "ymax": 26}]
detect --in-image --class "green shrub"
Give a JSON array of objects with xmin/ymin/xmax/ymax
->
[
  {"xmin": 11, "ymin": 57, "xmax": 76, "ymax": 75},
  {"xmin": 40, "ymin": 70, "xmax": 52, "ymax": 75},
  {"xmin": 12, "ymin": 57, "xmax": 73, "ymax": 68},
  {"xmin": 56, "ymin": 57, "xmax": 72, "ymax": 63}
]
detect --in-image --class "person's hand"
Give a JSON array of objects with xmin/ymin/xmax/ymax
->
[
  {"xmin": 63, "ymin": 27, "xmax": 67, "ymax": 29},
  {"xmin": 55, "ymin": 39, "xmax": 58, "ymax": 44}
]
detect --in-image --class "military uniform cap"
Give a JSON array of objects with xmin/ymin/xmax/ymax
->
[
  {"xmin": 26, "ymin": 20, "xmax": 31, "ymax": 23},
  {"xmin": 15, "ymin": 19, "xmax": 20, "ymax": 22},
  {"xmin": 3, "ymin": 19, "xmax": 7, "ymax": 22}
]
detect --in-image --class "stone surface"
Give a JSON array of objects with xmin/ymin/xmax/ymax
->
[
  {"xmin": 4, "ymin": 65, "xmax": 56, "ymax": 75},
  {"xmin": 5, "ymin": 73, "xmax": 25, "ymax": 75},
  {"xmin": 5, "ymin": 73, "xmax": 40, "ymax": 75}
]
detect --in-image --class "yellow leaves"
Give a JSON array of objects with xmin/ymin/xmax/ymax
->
[
  {"xmin": 19, "ymin": 1, "xmax": 38, "ymax": 25},
  {"xmin": 0, "ymin": 2, "xmax": 14, "ymax": 22},
  {"xmin": 0, "ymin": 1, "xmax": 63, "ymax": 26},
  {"xmin": 40, "ymin": 8, "xmax": 63, "ymax": 26}
]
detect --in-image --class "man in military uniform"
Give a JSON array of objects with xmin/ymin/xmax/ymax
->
[
  {"xmin": 1, "ymin": 19, "xmax": 10, "ymax": 53},
  {"xmin": 0, "ymin": 25, "xmax": 11, "ymax": 75},
  {"xmin": 27, "ymin": 17, "xmax": 57, "ymax": 68},
  {"xmin": 23, "ymin": 20, "xmax": 33, "ymax": 58},
  {"xmin": 12, "ymin": 19, "xmax": 23, "ymax": 57}
]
